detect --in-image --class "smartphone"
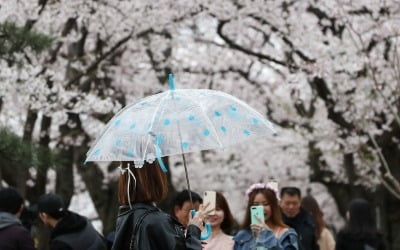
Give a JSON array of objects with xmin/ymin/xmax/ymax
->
[
  {"xmin": 250, "ymin": 205, "xmax": 265, "ymax": 224},
  {"xmin": 203, "ymin": 191, "xmax": 216, "ymax": 215}
]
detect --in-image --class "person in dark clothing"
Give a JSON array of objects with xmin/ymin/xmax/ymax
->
[
  {"xmin": 105, "ymin": 231, "xmax": 115, "ymax": 250},
  {"xmin": 38, "ymin": 193, "xmax": 106, "ymax": 250},
  {"xmin": 280, "ymin": 187, "xmax": 319, "ymax": 250},
  {"xmin": 172, "ymin": 189, "xmax": 203, "ymax": 228},
  {"xmin": 0, "ymin": 187, "xmax": 36, "ymax": 250},
  {"xmin": 112, "ymin": 161, "xmax": 209, "ymax": 250},
  {"xmin": 336, "ymin": 198, "xmax": 385, "ymax": 250}
]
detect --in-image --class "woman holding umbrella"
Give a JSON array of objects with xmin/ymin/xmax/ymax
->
[
  {"xmin": 111, "ymin": 161, "xmax": 209, "ymax": 250},
  {"xmin": 233, "ymin": 183, "xmax": 299, "ymax": 250}
]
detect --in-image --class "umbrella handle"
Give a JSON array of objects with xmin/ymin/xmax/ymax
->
[{"xmin": 191, "ymin": 210, "xmax": 212, "ymax": 240}]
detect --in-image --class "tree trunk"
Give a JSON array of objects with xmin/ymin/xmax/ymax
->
[
  {"xmin": 31, "ymin": 115, "xmax": 53, "ymax": 250},
  {"xmin": 16, "ymin": 108, "xmax": 39, "ymax": 196}
]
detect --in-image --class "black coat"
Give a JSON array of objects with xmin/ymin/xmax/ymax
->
[
  {"xmin": 0, "ymin": 212, "xmax": 35, "ymax": 250},
  {"xmin": 50, "ymin": 211, "xmax": 106, "ymax": 250},
  {"xmin": 335, "ymin": 230, "xmax": 386, "ymax": 250},
  {"xmin": 112, "ymin": 203, "xmax": 202, "ymax": 250},
  {"xmin": 282, "ymin": 208, "xmax": 319, "ymax": 250}
]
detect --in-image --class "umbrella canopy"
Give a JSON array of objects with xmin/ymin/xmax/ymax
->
[{"xmin": 85, "ymin": 80, "xmax": 277, "ymax": 166}]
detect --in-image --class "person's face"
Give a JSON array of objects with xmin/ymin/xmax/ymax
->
[
  {"xmin": 252, "ymin": 193, "xmax": 271, "ymax": 222},
  {"xmin": 280, "ymin": 194, "xmax": 301, "ymax": 218},
  {"xmin": 206, "ymin": 206, "xmax": 224, "ymax": 228},
  {"xmin": 39, "ymin": 212, "xmax": 50, "ymax": 226},
  {"xmin": 174, "ymin": 201, "xmax": 201, "ymax": 227}
]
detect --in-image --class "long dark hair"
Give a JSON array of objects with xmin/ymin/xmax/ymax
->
[
  {"xmin": 302, "ymin": 195, "xmax": 325, "ymax": 239},
  {"xmin": 215, "ymin": 192, "xmax": 235, "ymax": 234},
  {"xmin": 241, "ymin": 188, "xmax": 287, "ymax": 229},
  {"xmin": 343, "ymin": 198, "xmax": 378, "ymax": 240}
]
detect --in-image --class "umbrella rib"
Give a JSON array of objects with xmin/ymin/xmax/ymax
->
[
  {"xmin": 142, "ymin": 92, "xmax": 171, "ymax": 162},
  {"xmin": 198, "ymin": 102, "xmax": 225, "ymax": 149},
  {"xmin": 86, "ymin": 92, "xmax": 165, "ymax": 160}
]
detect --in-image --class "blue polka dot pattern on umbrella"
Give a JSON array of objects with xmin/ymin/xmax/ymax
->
[
  {"xmin": 84, "ymin": 88, "xmax": 278, "ymax": 164},
  {"xmin": 228, "ymin": 108, "xmax": 239, "ymax": 119},
  {"xmin": 182, "ymin": 142, "xmax": 189, "ymax": 149},
  {"xmin": 221, "ymin": 126, "xmax": 227, "ymax": 133}
]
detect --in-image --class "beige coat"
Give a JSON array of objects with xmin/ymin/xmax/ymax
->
[
  {"xmin": 318, "ymin": 227, "xmax": 336, "ymax": 250},
  {"xmin": 203, "ymin": 231, "xmax": 234, "ymax": 250}
]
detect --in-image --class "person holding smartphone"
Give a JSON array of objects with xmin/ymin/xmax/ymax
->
[
  {"xmin": 202, "ymin": 191, "xmax": 235, "ymax": 250},
  {"xmin": 233, "ymin": 182, "xmax": 299, "ymax": 250}
]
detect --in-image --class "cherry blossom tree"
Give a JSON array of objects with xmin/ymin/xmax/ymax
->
[{"xmin": 0, "ymin": 0, "xmax": 399, "ymax": 248}]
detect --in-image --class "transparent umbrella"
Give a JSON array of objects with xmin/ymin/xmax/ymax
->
[
  {"xmin": 86, "ymin": 74, "xmax": 277, "ymax": 165},
  {"xmin": 85, "ymin": 74, "xmax": 277, "ymax": 238}
]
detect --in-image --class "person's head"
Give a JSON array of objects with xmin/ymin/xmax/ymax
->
[
  {"xmin": 242, "ymin": 183, "xmax": 286, "ymax": 229},
  {"xmin": 302, "ymin": 195, "xmax": 325, "ymax": 238},
  {"xmin": 206, "ymin": 192, "xmax": 235, "ymax": 234},
  {"xmin": 280, "ymin": 186, "xmax": 301, "ymax": 218},
  {"xmin": 344, "ymin": 198, "xmax": 377, "ymax": 239},
  {"xmin": 173, "ymin": 189, "xmax": 203, "ymax": 228},
  {"xmin": 37, "ymin": 193, "xmax": 66, "ymax": 227},
  {"xmin": 0, "ymin": 187, "xmax": 24, "ymax": 217},
  {"xmin": 118, "ymin": 161, "xmax": 168, "ymax": 205}
]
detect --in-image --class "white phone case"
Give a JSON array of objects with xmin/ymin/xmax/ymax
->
[{"xmin": 203, "ymin": 191, "xmax": 216, "ymax": 215}]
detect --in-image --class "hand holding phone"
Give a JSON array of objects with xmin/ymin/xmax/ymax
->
[{"xmin": 203, "ymin": 191, "xmax": 216, "ymax": 215}]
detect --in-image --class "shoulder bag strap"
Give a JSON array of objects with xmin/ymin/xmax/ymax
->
[{"xmin": 128, "ymin": 208, "xmax": 158, "ymax": 250}]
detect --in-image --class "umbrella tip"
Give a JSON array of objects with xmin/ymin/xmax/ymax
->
[{"xmin": 168, "ymin": 73, "xmax": 175, "ymax": 91}]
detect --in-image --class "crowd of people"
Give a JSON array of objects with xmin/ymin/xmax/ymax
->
[{"xmin": 0, "ymin": 161, "xmax": 387, "ymax": 250}]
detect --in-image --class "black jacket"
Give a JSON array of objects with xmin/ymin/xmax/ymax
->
[
  {"xmin": 282, "ymin": 208, "xmax": 319, "ymax": 250},
  {"xmin": 112, "ymin": 203, "xmax": 202, "ymax": 250},
  {"xmin": 336, "ymin": 230, "xmax": 386, "ymax": 250},
  {"xmin": 0, "ymin": 212, "xmax": 35, "ymax": 250},
  {"xmin": 50, "ymin": 211, "xmax": 106, "ymax": 250}
]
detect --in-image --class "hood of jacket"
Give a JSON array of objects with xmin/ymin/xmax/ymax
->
[
  {"xmin": 51, "ymin": 210, "xmax": 87, "ymax": 239},
  {"xmin": 0, "ymin": 211, "xmax": 21, "ymax": 230}
]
